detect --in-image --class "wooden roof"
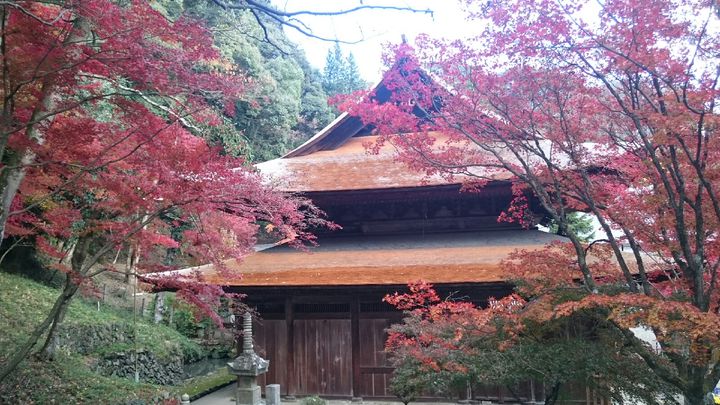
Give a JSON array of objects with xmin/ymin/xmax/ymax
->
[
  {"xmin": 282, "ymin": 71, "xmax": 400, "ymax": 158},
  {"xmin": 257, "ymin": 132, "xmax": 510, "ymax": 193},
  {"xmin": 283, "ymin": 112, "xmax": 365, "ymax": 158},
  {"xmin": 257, "ymin": 65, "xmax": 469, "ymax": 193},
  {"xmin": 188, "ymin": 68, "xmax": 547, "ymax": 290},
  {"xmin": 171, "ymin": 230, "xmax": 565, "ymax": 287}
]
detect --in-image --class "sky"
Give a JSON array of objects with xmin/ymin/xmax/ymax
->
[{"xmin": 272, "ymin": 1, "xmax": 470, "ymax": 82}]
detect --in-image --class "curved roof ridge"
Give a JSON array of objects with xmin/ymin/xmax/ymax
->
[{"xmin": 283, "ymin": 112, "xmax": 350, "ymax": 158}]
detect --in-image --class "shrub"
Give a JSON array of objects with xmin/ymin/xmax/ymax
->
[
  {"xmin": 389, "ymin": 363, "xmax": 429, "ymax": 405},
  {"xmin": 300, "ymin": 395, "xmax": 327, "ymax": 405}
]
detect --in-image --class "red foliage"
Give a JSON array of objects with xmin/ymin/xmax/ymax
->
[
  {"xmin": 350, "ymin": 0, "xmax": 720, "ymax": 397},
  {"xmin": 385, "ymin": 281, "xmax": 526, "ymax": 374},
  {"xmin": 0, "ymin": 1, "xmax": 325, "ymax": 317},
  {"xmin": 384, "ymin": 280, "xmax": 440, "ymax": 310}
]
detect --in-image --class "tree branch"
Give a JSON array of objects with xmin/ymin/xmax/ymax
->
[{"xmin": 211, "ymin": 0, "xmax": 432, "ymax": 44}]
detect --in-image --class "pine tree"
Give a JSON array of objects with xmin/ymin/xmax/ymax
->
[
  {"xmin": 345, "ymin": 53, "xmax": 367, "ymax": 92},
  {"xmin": 322, "ymin": 44, "xmax": 367, "ymax": 96},
  {"xmin": 323, "ymin": 43, "xmax": 347, "ymax": 96}
]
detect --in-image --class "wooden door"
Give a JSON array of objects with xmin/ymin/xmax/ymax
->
[
  {"xmin": 358, "ymin": 318, "xmax": 393, "ymax": 397},
  {"xmin": 292, "ymin": 319, "xmax": 352, "ymax": 396}
]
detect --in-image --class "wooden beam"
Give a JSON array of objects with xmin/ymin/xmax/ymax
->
[
  {"xmin": 285, "ymin": 297, "xmax": 296, "ymax": 399},
  {"xmin": 294, "ymin": 312, "xmax": 350, "ymax": 320},
  {"xmin": 351, "ymin": 297, "xmax": 361, "ymax": 400},
  {"xmin": 359, "ymin": 311, "xmax": 403, "ymax": 320},
  {"xmin": 359, "ymin": 366, "xmax": 394, "ymax": 374}
]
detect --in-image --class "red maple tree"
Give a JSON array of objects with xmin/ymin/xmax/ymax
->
[
  {"xmin": 348, "ymin": 0, "xmax": 720, "ymax": 402},
  {"xmin": 0, "ymin": 1, "xmax": 325, "ymax": 382}
]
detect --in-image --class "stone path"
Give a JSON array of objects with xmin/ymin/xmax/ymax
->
[
  {"xmin": 190, "ymin": 383, "xmax": 235, "ymax": 405},
  {"xmin": 190, "ymin": 384, "xmax": 515, "ymax": 405}
]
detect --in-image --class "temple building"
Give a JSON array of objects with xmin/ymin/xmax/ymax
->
[{"xmin": 186, "ymin": 76, "xmax": 606, "ymax": 403}]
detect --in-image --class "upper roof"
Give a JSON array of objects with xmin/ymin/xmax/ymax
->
[
  {"xmin": 171, "ymin": 230, "xmax": 565, "ymax": 287},
  {"xmin": 256, "ymin": 66, "xmax": 472, "ymax": 193},
  {"xmin": 281, "ymin": 70, "xmax": 408, "ymax": 159},
  {"xmin": 282, "ymin": 112, "xmax": 363, "ymax": 158},
  {"xmin": 257, "ymin": 132, "xmax": 511, "ymax": 193},
  {"xmin": 258, "ymin": 133, "xmax": 432, "ymax": 192}
]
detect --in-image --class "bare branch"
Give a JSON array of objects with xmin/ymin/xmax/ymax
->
[
  {"xmin": 211, "ymin": 0, "xmax": 433, "ymax": 44},
  {"xmin": 214, "ymin": 0, "xmax": 432, "ymax": 18}
]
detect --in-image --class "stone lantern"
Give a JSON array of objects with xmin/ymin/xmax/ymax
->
[{"xmin": 227, "ymin": 312, "xmax": 269, "ymax": 405}]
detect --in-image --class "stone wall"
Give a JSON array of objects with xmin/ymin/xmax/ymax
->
[
  {"xmin": 56, "ymin": 322, "xmax": 186, "ymax": 386},
  {"xmin": 56, "ymin": 323, "xmax": 134, "ymax": 354},
  {"xmin": 98, "ymin": 350, "xmax": 184, "ymax": 386}
]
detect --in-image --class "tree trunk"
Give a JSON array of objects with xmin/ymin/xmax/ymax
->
[
  {"xmin": 38, "ymin": 235, "xmax": 91, "ymax": 358},
  {"xmin": 684, "ymin": 365, "xmax": 708, "ymax": 405},
  {"xmin": 544, "ymin": 382, "xmax": 561, "ymax": 405},
  {"xmin": 0, "ymin": 152, "xmax": 31, "ymax": 240},
  {"xmin": 0, "ymin": 274, "xmax": 79, "ymax": 383},
  {"xmin": 61, "ymin": 239, "xmax": 76, "ymax": 265},
  {"xmin": 0, "ymin": 236, "xmax": 90, "ymax": 382},
  {"xmin": 0, "ymin": 14, "xmax": 89, "ymax": 241},
  {"xmin": 38, "ymin": 278, "xmax": 77, "ymax": 360},
  {"xmin": 124, "ymin": 244, "xmax": 138, "ymax": 284}
]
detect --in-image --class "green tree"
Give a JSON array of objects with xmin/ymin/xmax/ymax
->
[
  {"xmin": 323, "ymin": 44, "xmax": 347, "ymax": 96},
  {"xmin": 548, "ymin": 212, "xmax": 595, "ymax": 242},
  {"xmin": 227, "ymin": 14, "xmax": 333, "ymax": 161},
  {"xmin": 297, "ymin": 58, "xmax": 336, "ymax": 137},
  {"xmin": 322, "ymin": 44, "xmax": 368, "ymax": 97},
  {"xmin": 386, "ymin": 284, "xmax": 679, "ymax": 405},
  {"xmin": 161, "ymin": 0, "xmax": 334, "ymax": 162},
  {"xmin": 346, "ymin": 53, "xmax": 366, "ymax": 92}
]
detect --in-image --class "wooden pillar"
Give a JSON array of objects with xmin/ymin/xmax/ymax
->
[
  {"xmin": 351, "ymin": 297, "xmax": 361, "ymax": 400},
  {"xmin": 530, "ymin": 380, "xmax": 536, "ymax": 403},
  {"xmin": 285, "ymin": 297, "xmax": 296, "ymax": 399}
]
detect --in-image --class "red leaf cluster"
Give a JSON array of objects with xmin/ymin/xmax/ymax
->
[
  {"xmin": 1, "ymin": 1, "xmax": 328, "ymax": 319},
  {"xmin": 347, "ymin": 2, "xmax": 720, "ymax": 392}
]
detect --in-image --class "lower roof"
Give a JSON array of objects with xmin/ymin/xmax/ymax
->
[{"xmin": 174, "ymin": 230, "xmax": 565, "ymax": 287}]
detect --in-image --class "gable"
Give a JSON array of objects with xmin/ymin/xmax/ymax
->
[{"xmin": 284, "ymin": 65, "xmax": 440, "ymax": 158}]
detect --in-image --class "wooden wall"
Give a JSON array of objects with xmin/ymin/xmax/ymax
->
[
  {"xmin": 254, "ymin": 316, "xmax": 350, "ymax": 396},
  {"xmin": 242, "ymin": 286, "xmax": 605, "ymax": 403},
  {"xmin": 293, "ymin": 319, "xmax": 352, "ymax": 395},
  {"xmin": 255, "ymin": 316, "xmax": 386, "ymax": 397},
  {"xmin": 254, "ymin": 320, "xmax": 287, "ymax": 394}
]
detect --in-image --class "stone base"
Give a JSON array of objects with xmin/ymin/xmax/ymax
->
[
  {"xmin": 236, "ymin": 385, "xmax": 261, "ymax": 405},
  {"xmin": 351, "ymin": 397, "xmax": 363, "ymax": 402},
  {"xmin": 265, "ymin": 384, "xmax": 281, "ymax": 405}
]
